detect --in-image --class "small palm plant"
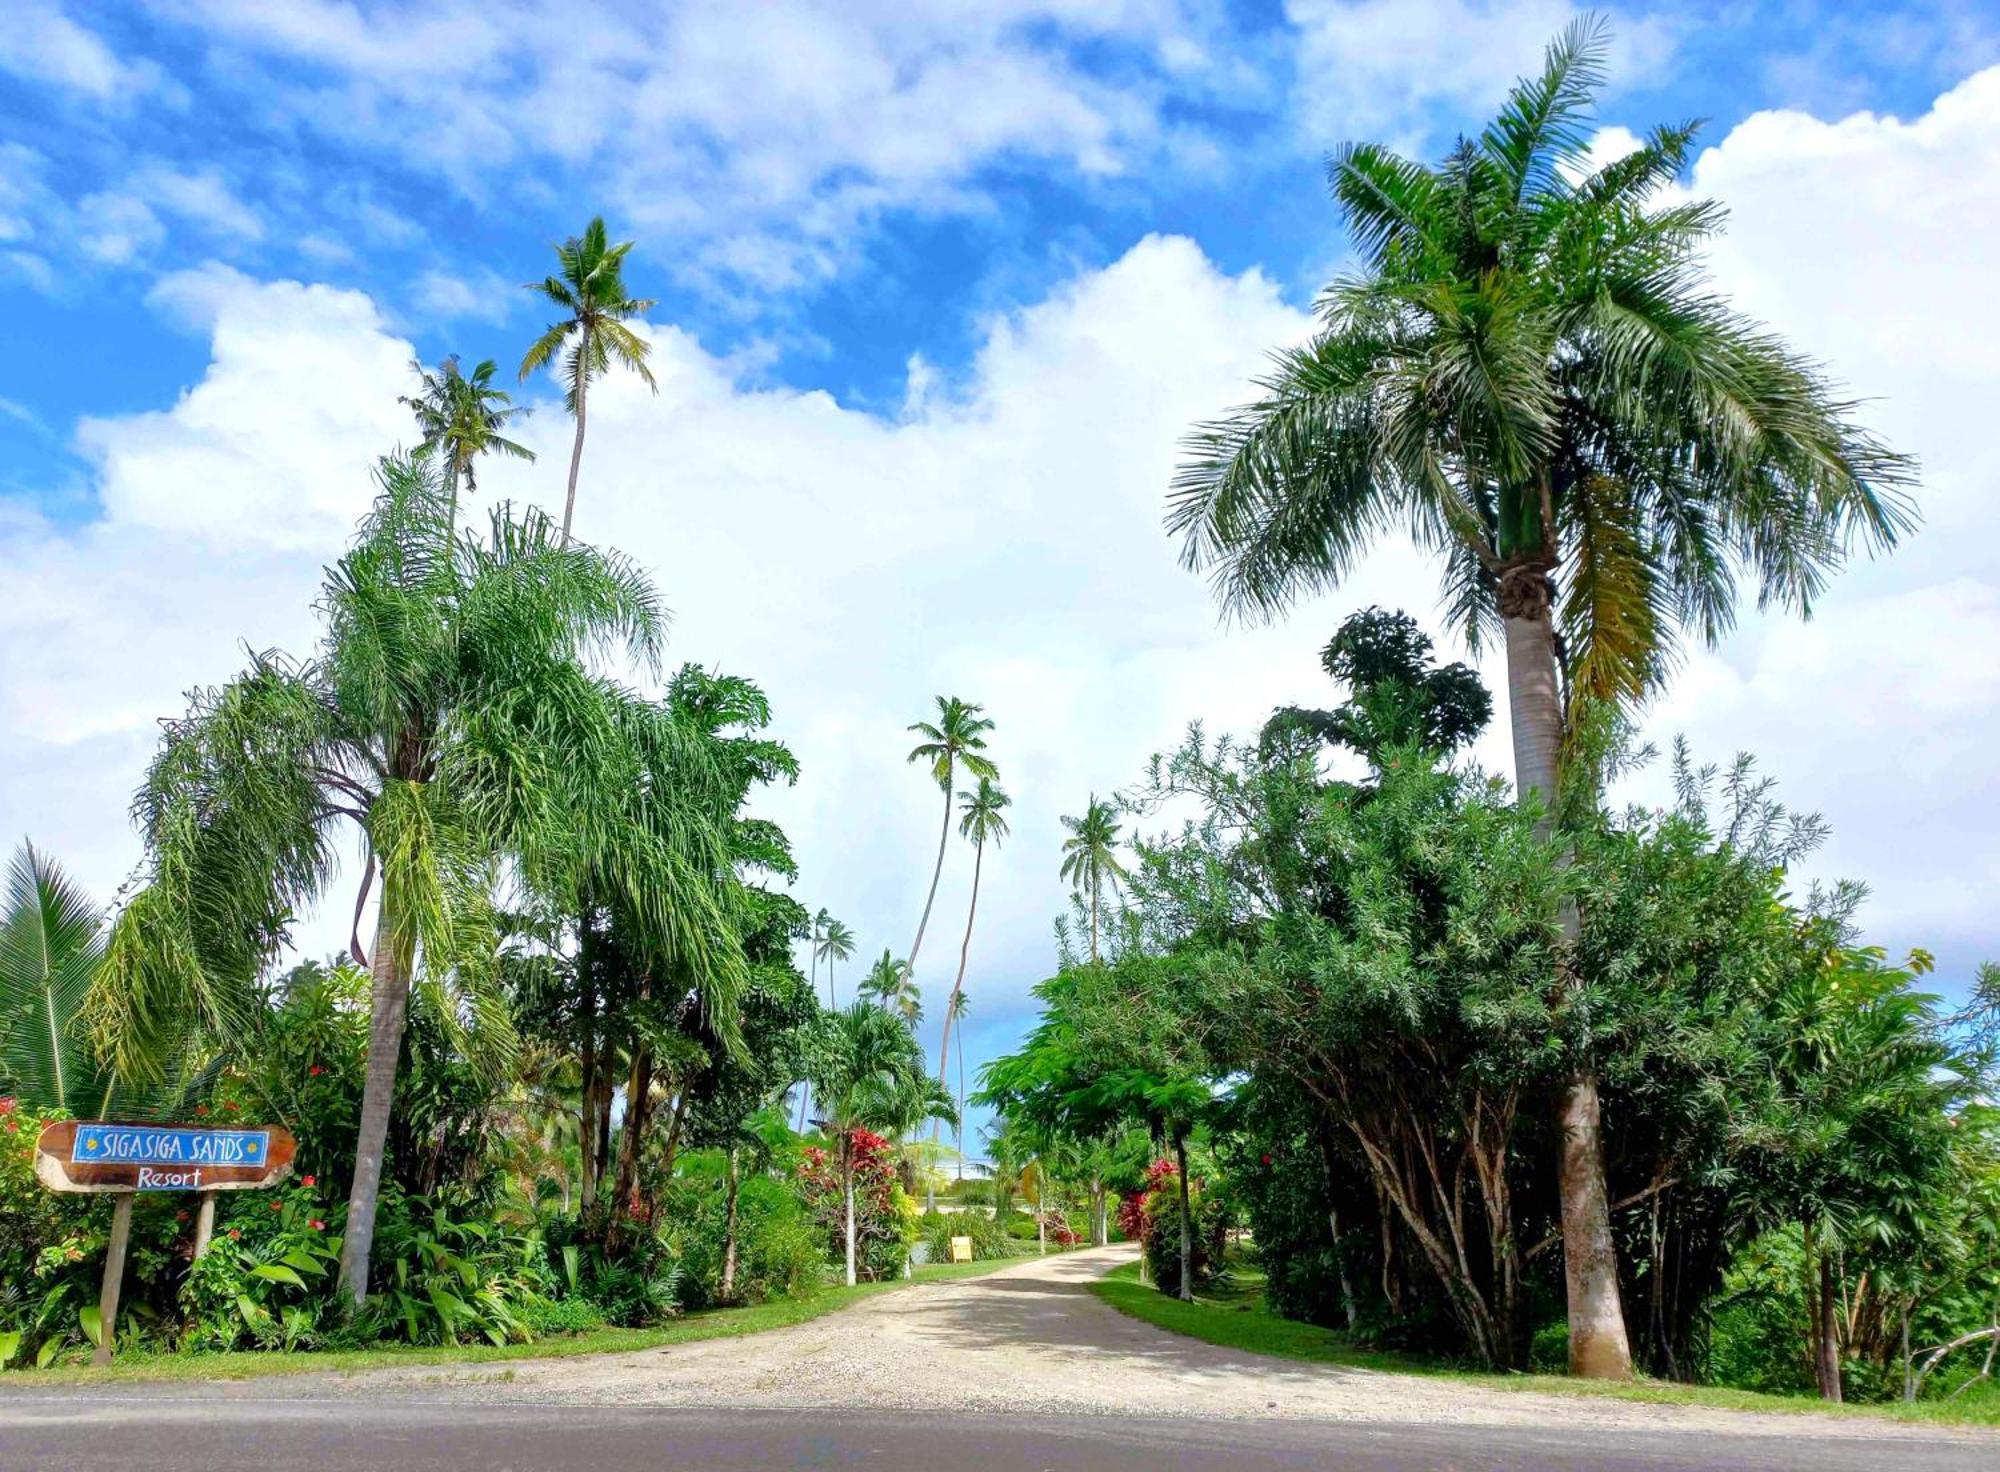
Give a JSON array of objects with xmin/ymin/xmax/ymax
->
[
  {"xmin": 399, "ymin": 355, "xmax": 534, "ymax": 533},
  {"xmin": 1058, "ymin": 796, "xmax": 1127, "ymax": 962}
]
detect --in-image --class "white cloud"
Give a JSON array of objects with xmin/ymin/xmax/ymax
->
[
  {"xmin": 0, "ymin": 1, "xmax": 156, "ymax": 100},
  {"xmin": 128, "ymin": 163, "xmax": 265, "ymax": 241},
  {"xmin": 412, "ymin": 266, "xmax": 516, "ymax": 325},
  {"xmin": 77, "ymin": 191, "xmax": 164, "ymax": 265}
]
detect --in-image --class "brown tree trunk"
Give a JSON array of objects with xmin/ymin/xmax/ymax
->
[
  {"xmin": 559, "ymin": 333, "xmax": 589, "ymax": 542},
  {"xmin": 609, "ymin": 1045, "xmax": 654, "ymax": 1241},
  {"xmin": 1501, "ymin": 572, "xmax": 1632, "ymax": 1381},
  {"xmin": 1813, "ymin": 1231, "xmax": 1844, "ymax": 1402},
  {"xmin": 1174, "ymin": 1130, "xmax": 1195, "ymax": 1303},
  {"xmin": 339, "ymin": 905, "xmax": 413, "ymax": 1306},
  {"xmin": 720, "ymin": 1146, "xmax": 741, "ymax": 1302}
]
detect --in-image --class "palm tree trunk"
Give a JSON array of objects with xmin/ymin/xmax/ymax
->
[
  {"xmin": 931, "ymin": 836, "xmax": 985, "ymax": 1211},
  {"xmin": 339, "ymin": 904, "xmax": 413, "ymax": 1306},
  {"xmin": 1089, "ymin": 879, "xmax": 1100, "ymax": 963},
  {"xmin": 1174, "ymin": 1130, "xmax": 1194, "ymax": 1303},
  {"xmin": 1500, "ymin": 573, "xmax": 1632, "ymax": 1381},
  {"xmin": 956, "ymin": 1044, "xmax": 965, "ymax": 1183},
  {"xmin": 1813, "ymin": 1228, "xmax": 1844, "ymax": 1402},
  {"xmin": 577, "ymin": 923, "xmax": 599, "ymax": 1215},
  {"xmin": 560, "ymin": 337, "xmax": 590, "ymax": 542},
  {"xmin": 908, "ymin": 773, "xmax": 953, "ymax": 974},
  {"xmin": 721, "ymin": 1146, "xmax": 741, "ymax": 1302},
  {"xmin": 609, "ymin": 1044, "xmax": 654, "ymax": 1244},
  {"xmin": 843, "ymin": 1143, "xmax": 858, "ymax": 1288}
]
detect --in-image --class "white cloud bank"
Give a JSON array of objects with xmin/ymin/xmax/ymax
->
[{"xmin": 5, "ymin": 64, "xmax": 1998, "ymax": 1084}]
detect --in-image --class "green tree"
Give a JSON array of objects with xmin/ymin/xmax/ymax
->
[
  {"xmin": 399, "ymin": 355, "xmax": 534, "ymax": 534},
  {"xmin": 88, "ymin": 454, "xmax": 672, "ymax": 1305},
  {"xmin": 859, "ymin": 949, "xmax": 921, "ymax": 1024},
  {"xmin": 929, "ymin": 777, "xmax": 1010, "ymax": 1208},
  {"xmin": 1165, "ymin": 21, "xmax": 1912, "ymax": 1378},
  {"xmin": 904, "ymin": 697, "xmax": 998, "ymax": 980},
  {"xmin": 519, "ymin": 216, "xmax": 658, "ymax": 541},
  {"xmin": 809, "ymin": 1002, "xmax": 953, "ymax": 1285},
  {"xmin": 1058, "ymin": 795, "xmax": 1126, "ymax": 962}
]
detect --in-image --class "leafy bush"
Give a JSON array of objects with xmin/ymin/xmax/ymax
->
[
  {"xmin": 1136, "ymin": 1158, "xmax": 1226, "ymax": 1297},
  {"xmin": 180, "ymin": 1178, "xmax": 345, "ymax": 1352},
  {"xmin": 795, "ymin": 1129, "xmax": 914, "ymax": 1278},
  {"xmin": 518, "ymin": 1294, "xmax": 607, "ymax": 1336},
  {"xmin": 670, "ymin": 1169, "xmax": 827, "ymax": 1309},
  {"xmin": 540, "ymin": 1213, "xmax": 682, "ymax": 1328},
  {"xmin": 358, "ymin": 1187, "xmax": 549, "ymax": 1346},
  {"xmin": 918, "ymin": 1208, "xmax": 1014, "ymax": 1261},
  {"xmin": 0, "ymin": 1106, "xmax": 106, "ymax": 1368}
]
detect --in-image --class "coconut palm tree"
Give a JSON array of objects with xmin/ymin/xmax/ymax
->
[
  {"xmin": 859, "ymin": 948, "xmax": 921, "ymax": 1025},
  {"xmin": 85, "ymin": 453, "xmax": 715, "ymax": 1306},
  {"xmin": 1164, "ymin": 21, "xmax": 1914, "ymax": 1377},
  {"xmin": 930, "ymin": 777, "xmax": 1009, "ymax": 1207},
  {"xmin": 809, "ymin": 1002, "xmax": 954, "ymax": 1285},
  {"xmin": 904, "ymin": 697, "xmax": 997, "ymax": 979},
  {"xmin": 1058, "ymin": 795, "xmax": 1126, "ymax": 962},
  {"xmin": 399, "ymin": 355, "xmax": 534, "ymax": 533},
  {"xmin": 519, "ymin": 216, "xmax": 658, "ymax": 541},
  {"xmin": 950, "ymin": 989, "xmax": 970, "ymax": 1182},
  {"xmin": 816, "ymin": 917, "xmax": 854, "ymax": 1009}
]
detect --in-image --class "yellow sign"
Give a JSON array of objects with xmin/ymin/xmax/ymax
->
[{"xmin": 950, "ymin": 1235, "xmax": 973, "ymax": 1263}]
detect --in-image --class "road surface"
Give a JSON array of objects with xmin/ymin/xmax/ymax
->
[{"xmin": 2, "ymin": 1244, "xmax": 1991, "ymax": 1469}]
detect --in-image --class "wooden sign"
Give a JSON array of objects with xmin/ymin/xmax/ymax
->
[
  {"xmin": 950, "ymin": 1235, "xmax": 974, "ymax": 1263},
  {"xmin": 34, "ymin": 1121, "xmax": 296, "ymax": 1195}
]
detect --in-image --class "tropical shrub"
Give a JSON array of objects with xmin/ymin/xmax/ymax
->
[
  {"xmin": 357, "ymin": 1187, "xmax": 549, "ymax": 1346},
  {"xmin": 1, "ymin": 1106, "xmax": 114, "ymax": 1368},
  {"xmin": 669, "ymin": 1170, "xmax": 827, "ymax": 1309},
  {"xmin": 180, "ymin": 1178, "xmax": 344, "ymax": 1352},
  {"xmin": 918, "ymin": 1207, "xmax": 1013, "ymax": 1262},
  {"xmin": 1136, "ymin": 1159, "xmax": 1225, "ymax": 1298},
  {"xmin": 796, "ymin": 1129, "xmax": 913, "ymax": 1279}
]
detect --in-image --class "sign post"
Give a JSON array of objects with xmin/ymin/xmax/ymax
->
[{"xmin": 35, "ymin": 1121, "xmax": 297, "ymax": 1365}]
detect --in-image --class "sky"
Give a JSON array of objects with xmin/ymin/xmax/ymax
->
[{"xmin": 3, "ymin": 0, "xmax": 1998, "ymax": 1146}]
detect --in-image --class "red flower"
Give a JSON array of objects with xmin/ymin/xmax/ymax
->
[
  {"xmin": 302, "ymin": 1175, "xmax": 316, "ymax": 1187},
  {"xmin": 222, "ymin": 1100, "xmax": 240, "ymax": 1112},
  {"xmin": 195, "ymin": 1104, "xmax": 210, "ymax": 1117},
  {"xmin": 308, "ymin": 1065, "xmax": 323, "ymax": 1077},
  {"xmin": 270, "ymin": 1200, "xmax": 282, "ymax": 1211},
  {"xmin": 0, "ymin": 1096, "xmax": 14, "ymax": 1113},
  {"xmin": 1260, "ymin": 1154, "xmax": 1272, "ymax": 1166},
  {"xmin": 227, "ymin": 1229, "xmax": 240, "ymax": 1240},
  {"xmin": 308, "ymin": 1219, "xmax": 324, "ymax": 1231},
  {"xmin": 3, "ymin": 1120, "xmax": 16, "ymax": 1134},
  {"xmin": 176, "ymin": 1209, "xmax": 190, "ymax": 1222}
]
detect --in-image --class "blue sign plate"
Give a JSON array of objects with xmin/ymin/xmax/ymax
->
[{"xmin": 72, "ymin": 1125, "xmax": 271, "ymax": 1172}]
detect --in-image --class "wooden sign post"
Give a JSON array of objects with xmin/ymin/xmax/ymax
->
[{"xmin": 34, "ymin": 1121, "xmax": 297, "ymax": 1365}]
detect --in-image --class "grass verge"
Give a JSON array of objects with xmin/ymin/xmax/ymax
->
[
  {"xmin": 1088, "ymin": 1261, "xmax": 2000, "ymax": 1430},
  {"xmin": 9, "ymin": 1256, "xmax": 1015, "ymax": 1387}
]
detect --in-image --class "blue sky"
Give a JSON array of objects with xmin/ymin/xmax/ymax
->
[{"xmin": 4, "ymin": 1, "xmax": 1999, "ymax": 1128}]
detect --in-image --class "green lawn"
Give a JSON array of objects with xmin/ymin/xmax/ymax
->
[
  {"xmin": 11, "ymin": 1256, "xmax": 1013, "ymax": 1387},
  {"xmin": 1089, "ymin": 1260, "xmax": 2000, "ymax": 1430}
]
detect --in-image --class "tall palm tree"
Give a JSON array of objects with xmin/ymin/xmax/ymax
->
[
  {"xmin": 859, "ymin": 948, "xmax": 922, "ymax": 1025},
  {"xmin": 1058, "ymin": 795, "xmax": 1127, "ymax": 962},
  {"xmin": 809, "ymin": 1002, "xmax": 954, "ymax": 1285},
  {"xmin": 950, "ymin": 990, "xmax": 970, "ymax": 1182},
  {"xmin": 1164, "ymin": 21, "xmax": 1913, "ymax": 1377},
  {"xmin": 816, "ymin": 917, "xmax": 855, "ymax": 1009},
  {"xmin": 399, "ymin": 355, "xmax": 534, "ymax": 533},
  {"xmin": 930, "ymin": 777, "xmax": 1009, "ymax": 1207},
  {"xmin": 87, "ymin": 453, "xmax": 691, "ymax": 1306},
  {"xmin": 904, "ymin": 697, "xmax": 997, "ymax": 980},
  {"xmin": 797, "ymin": 908, "xmax": 832, "ymax": 1132},
  {"xmin": 519, "ymin": 216, "xmax": 658, "ymax": 541}
]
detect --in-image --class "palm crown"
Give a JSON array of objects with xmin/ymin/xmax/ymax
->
[
  {"xmin": 520, "ymin": 217, "xmax": 658, "ymax": 413},
  {"xmin": 958, "ymin": 776, "xmax": 1012, "ymax": 849},
  {"xmin": 860, "ymin": 948, "xmax": 922, "ymax": 1024},
  {"xmin": 907, "ymin": 697, "xmax": 999, "ymax": 791},
  {"xmin": 1167, "ymin": 19, "xmax": 1913, "ymax": 730},
  {"xmin": 400, "ymin": 355, "xmax": 534, "ymax": 505},
  {"xmin": 1058, "ymin": 795, "xmax": 1126, "ymax": 899}
]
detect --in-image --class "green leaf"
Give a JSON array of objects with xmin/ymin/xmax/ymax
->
[
  {"xmin": 35, "ymin": 1338, "xmax": 62, "ymax": 1369},
  {"xmin": 78, "ymin": 1307, "xmax": 102, "ymax": 1349},
  {"xmin": 279, "ymin": 1249, "xmax": 327, "ymax": 1276},
  {"xmin": 0, "ymin": 1331, "xmax": 20, "ymax": 1368},
  {"xmin": 235, "ymin": 1295, "xmax": 269, "ymax": 1328},
  {"xmin": 249, "ymin": 1263, "xmax": 307, "ymax": 1289}
]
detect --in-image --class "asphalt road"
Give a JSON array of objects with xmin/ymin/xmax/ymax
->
[{"xmin": 0, "ymin": 1398, "xmax": 1991, "ymax": 1472}]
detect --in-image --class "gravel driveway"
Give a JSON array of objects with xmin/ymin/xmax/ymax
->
[{"xmin": 260, "ymin": 1243, "xmax": 1987, "ymax": 1448}]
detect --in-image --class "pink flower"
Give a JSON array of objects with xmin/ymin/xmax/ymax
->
[
  {"xmin": 1260, "ymin": 1154, "xmax": 1272, "ymax": 1166},
  {"xmin": 302, "ymin": 1175, "xmax": 315, "ymax": 1187},
  {"xmin": 308, "ymin": 1219, "xmax": 324, "ymax": 1231}
]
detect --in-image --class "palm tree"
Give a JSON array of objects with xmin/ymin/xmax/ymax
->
[
  {"xmin": 950, "ymin": 990, "xmax": 970, "ymax": 1183},
  {"xmin": 930, "ymin": 777, "xmax": 1009, "ymax": 1207},
  {"xmin": 519, "ymin": 217, "xmax": 658, "ymax": 541},
  {"xmin": 859, "ymin": 948, "xmax": 921, "ymax": 1025},
  {"xmin": 399, "ymin": 355, "xmax": 534, "ymax": 533},
  {"xmin": 816, "ymin": 917, "xmax": 854, "ymax": 1008},
  {"xmin": 1164, "ymin": 22, "xmax": 1912, "ymax": 1377},
  {"xmin": 797, "ymin": 908, "xmax": 832, "ymax": 1132},
  {"xmin": 1058, "ymin": 795, "xmax": 1127, "ymax": 962},
  {"xmin": 904, "ymin": 697, "xmax": 997, "ymax": 980},
  {"xmin": 87, "ymin": 453, "xmax": 681, "ymax": 1306},
  {"xmin": 809, "ymin": 1002, "xmax": 954, "ymax": 1285}
]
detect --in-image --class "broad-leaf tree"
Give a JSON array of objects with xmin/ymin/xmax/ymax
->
[
  {"xmin": 519, "ymin": 217, "xmax": 658, "ymax": 541},
  {"xmin": 1165, "ymin": 21, "xmax": 1913, "ymax": 1377},
  {"xmin": 904, "ymin": 697, "xmax": 997, "ymax": 980}
]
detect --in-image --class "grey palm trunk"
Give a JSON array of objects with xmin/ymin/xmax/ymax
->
[
  {"xmin": 559, "ymin": 327, "xmax": 590, "ymax": 542},
  {"xmin": 843, "ymin": 1146, "xmax": 859, "ymax": 1287},
  {"xmin": 929, "ymin": 832, "xmax": 986, "ymax": 1212},
  {"xmin": 1499, "ymin": 568, "xmax": 1633, "ymax": 1380},
  {"xmin": 908, "ymin": 767, "xmax": 953, "ymax": 977},
  {"xmin": 339, "ymin": 894, "xmax": 413, "ymax": 1306}
]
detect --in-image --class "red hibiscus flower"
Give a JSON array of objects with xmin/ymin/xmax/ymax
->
[
  {"xmin": 222, "ymin": 1100, "xmax": 239, "ymax": 1112},
  {"xmin": 176, "ymin": 1209, "xmax": 190, "ymax": 1222},
  {"xmin": 302, "ymin": 1175, "xmax": 316, "ymax": 1187},
  {"xmin": 228, "ymin": 1229, "xmax": 240, "ymax": 1240},
  {"xmin": 195, "ymin": 1104, "xmax": 210, "ymax": 1117},
  {"xmin": 308, "ymin": 1065, "xmax": 323, "ymax": 1077},
  {"xmin": 308, "ymin": 1219, "xmax": 324, "ymax": 1231},
  {"xmin": 1261, "ymin": 1154, "xmax": 1272, "ymax": 1166},
  {"xmin": 270, "ymin": 1200, "xmax": 282, "ymax": 1211}
]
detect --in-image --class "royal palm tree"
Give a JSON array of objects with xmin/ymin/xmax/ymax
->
[
  {"xmin": 904, "ymin": 697, "xmax": 997, "ymax": 979},
  {"xmin": 519, "ymin": 216, "xmax": 658, "ymax": 540},
  {"xmin": 1058, "ymin": 795, "xmax": 1127, "ymax": 962},
  {"xmin": 816, "ymin": 917, "xmax": 854, "ymax": 1009},
  {"xmin": 87, "ymin": 453, "xmax": 691, "ymax": 1306},
  {"xmin": 930, "ymin": 777, "xmax": 1009, "ymax": 1207},
  {"xmin": 809, "ymin": 1002, "xmax": 954, "ymax": 1285},
  {"xmin": 399, "ymin": 355, "xmax": 534, "ymax": 533},
  {"xmin": 859, "ymin": 948, "xmax": 922, "ymax": 1025},
  {"xmin": 1164, "ymin": 22, "xmax": 1913, "ymax": 1377}
]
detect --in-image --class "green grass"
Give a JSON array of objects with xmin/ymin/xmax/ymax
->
[
  {"xmin": 9, "ymin": 1256, "xmax": 1013, "ymax": 1387},
  {"xmin": 1089, "ymin": 1261, "xmax": 2000, "ymax": 1430}
]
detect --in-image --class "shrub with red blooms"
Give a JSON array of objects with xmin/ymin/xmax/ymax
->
[
  {"xmin": 1129, "ymin": 1157, "xmax": 1226, "ymax": 1297},
  {"xmin": 1039, "ymin": 1210, "xmax": 1079, "ymax": 1248},
  {"xmin": 795, "ymin": 1128, "xmax": 906, "ymax": 1277}
]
